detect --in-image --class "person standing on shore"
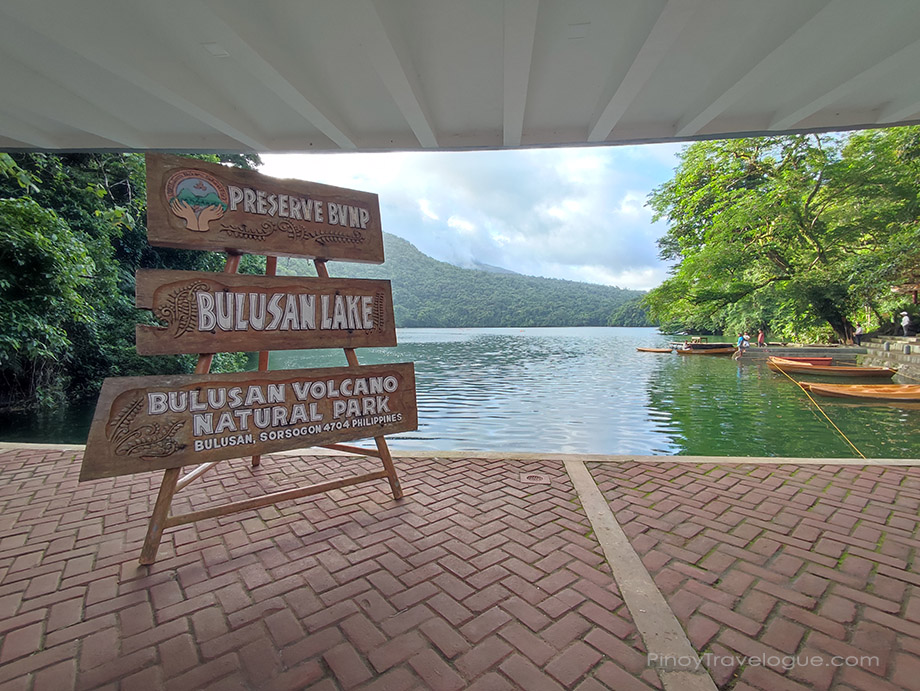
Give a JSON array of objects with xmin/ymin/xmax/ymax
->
[
  {"xmin": 901, "ymin": 312, "xmax": 911, "ymax": 336},
  {"xmin": 854, "ymin": 323, "xmax": 864, "ymax": 346},
  {"xmin": 734, "ymin": 332, "xmax": 750, "ymax": 360},
  {"xmin": 757, "ymin": 329, "xmax": 765, "ymax": 347}
]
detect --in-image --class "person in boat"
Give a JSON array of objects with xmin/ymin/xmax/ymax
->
[{"xmin": 854, "ymin": 323, "xmax": 864, "ymax": 346}]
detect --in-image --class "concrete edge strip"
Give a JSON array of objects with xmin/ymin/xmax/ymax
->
[
  {"xmin": 564, "ymin": 459, "xmax": 719, "ymax": 691},
  {"xmin": 1, "ymin": 442, "xmax": 918, "ymax": 466}
]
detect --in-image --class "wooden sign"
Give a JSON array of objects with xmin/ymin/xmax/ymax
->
[
  {"xmin": 146, "ymin": 153, "xmax": 384, "ymax": 263},
  {"xmin": 80, "ymin": 363, "xmax": 417, "ymax": 481},
  {"xmin": 135, "ymin": 269, "xmax": 396, "ymax": 355}
]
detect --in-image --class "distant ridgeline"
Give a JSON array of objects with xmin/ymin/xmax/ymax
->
[{"xmin": 277, "ymin": 233, "xmax": 652, "ymax": 328}]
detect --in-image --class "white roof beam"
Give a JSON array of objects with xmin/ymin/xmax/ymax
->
[
  {"xmin": 359, "ymin": 0, "xmax": 438, "ymax": 149},
  {"xmin": 876, "ymin": 46, "xmax": 920, "ymax": 123},
  {"xmin": 200, "ymin": 0, "xmax": 357, "ymax": 150},
  {"xmin": 771, "ymin": 41, "xmax": 920, "ymax": 131},
  {"xmin": 0, "ymin": 111, "xmax": 60, "ymax": 150},
  {"xmin": 676, "ymin": 0, "xmax": 843, "ymax": 137},
  {"xmin": 878, "ymin": 99, "xmax": 920, "ymax": 125},
  {"xmin": 0, "ymin": 4, "xmax": 269, "ymax": 151},
  {"xmin": 0, "ymin": 51, "xmax": 146, "ymax": 149},
  {"xmin": 588, "ymin": 0, "xmax": 699, "ymax": 143},
  {"xmin": 502, "ymin": 0, "xmax": 540, "ymax": 147}
]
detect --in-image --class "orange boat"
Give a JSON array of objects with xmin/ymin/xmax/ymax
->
[
  {"xmin": 677, "ymin": 347, "xmax": 736, "ymax": 355},
  {"xmin": 636, "ymin": 347, "xmax": 674, "ymax": 353},
  {"xmin": 767, "ymin": 357, "xmax": 895, "ymax": 378},
  {"xmin": 776, "ymin": 356, "xmax": 833, "ymax": 365},
  {"xmin": 800, "ymin": 382, "xmax": 920, "ymax": 401}
]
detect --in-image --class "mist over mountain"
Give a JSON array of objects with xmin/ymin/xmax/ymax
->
[
  {"xmin": 278, "ymin": 233, "xmax": 652, "ymax": 328},
  {"xmin": 452, "ymin": 259, "xmax": 520, "ymax": 275}
]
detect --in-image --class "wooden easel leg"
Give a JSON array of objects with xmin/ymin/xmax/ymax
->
[
  {"xmin": 252, "ymin": 255, "xmax": 277, "ymax": 469},
  {"xmin": 139, "ymin": 467, "xmax": 181, "ymax": 565},
  {"xmin": 374, "ymin": 436, "xmax": 403, "ymax": 499},
  {"xmin": 316, "ymin": 258, "xmax": 403, "ymax": 500}
]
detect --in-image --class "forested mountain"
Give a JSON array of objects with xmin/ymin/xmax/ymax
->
[{"xmin": 278, "ymin": 233, "xmax": 648, "ymax": 328}]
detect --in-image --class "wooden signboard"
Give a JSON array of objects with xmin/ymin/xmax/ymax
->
[
  {"xmin": 146, "ymin": 153, "xmax": 384, "ymax": 263},
  {"xmin": 135, "ymin": 269, "xmax": 396, "ymax": 355},
  {"xmin": 78, "ymin": 154, "xmax": 413, "ymax": 564},
  {"xmin": 80, "ymin": 363, "xmax": 417, "ymax": 481}
]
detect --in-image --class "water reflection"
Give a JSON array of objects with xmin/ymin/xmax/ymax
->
[
  {"xmin": 4, "ymin": 327, "xmax": 919, "ymax": 458},
  {"xmin": 274, "ymin": 327, "xmax": 920, "ymax": 458}
]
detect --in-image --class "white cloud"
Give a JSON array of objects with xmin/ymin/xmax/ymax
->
[
  {"xmin": 617, "ymin": 191, "xmax": 645, "ymax": 216},
  {"xmin": 447, "ymin": 216, "xmax": 476, "ymax": 235},
  {"xmin": 259, "ymin": 143, "xmax": 681, "ymax": 291},
  {"xmin": 418, "ymin": 198, "xmax": 439, "ymax": 221}
]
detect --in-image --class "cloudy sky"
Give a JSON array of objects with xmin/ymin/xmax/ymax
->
[{"xmin": 260, "ymin": 142, "xmax": 684, "ymax": 291}]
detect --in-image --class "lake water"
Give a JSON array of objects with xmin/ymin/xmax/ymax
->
[{"xmin": 3, "ymin": 327, "xmax": 919, "ymax": 458}]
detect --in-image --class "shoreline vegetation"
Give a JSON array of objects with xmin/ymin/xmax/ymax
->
[
  {"xmin": 644, "ymin": 129, "xmax": 920, "ymax": 346},
  {"xmin": 2, "ymin": 127, "xmax": 919, "ymax": 412}
]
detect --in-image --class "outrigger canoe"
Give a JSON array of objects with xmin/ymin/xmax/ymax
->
[
  {"xmin": 800, "ymin": 382, "xmax": 920, "ymax": 401},
  {"xmin": 636, "ymin": 347, "xmax": 674, "ymax": 353},
  {"xmin": 767, "ymin": 357, "xmax": 896, "ymax": 378}
]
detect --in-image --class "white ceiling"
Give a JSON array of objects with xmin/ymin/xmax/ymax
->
[{"xmin": 2, "ymin": 0, "xmax": 920, "ymax": 153}]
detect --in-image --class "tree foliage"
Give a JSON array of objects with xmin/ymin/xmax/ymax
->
[
  {"xmin": 645, "ymin": 128, "xmax": 920, "ymax": 341},
  {"xmin": 0, "ymin": 152, "xmax": 261, "ymax": 410},
  {"xmin": 0, "ymin": 198, "xmax": 93, "ymax": 406}
]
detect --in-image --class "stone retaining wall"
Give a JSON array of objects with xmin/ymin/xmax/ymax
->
[{"xmin": 861, "ymin": 336, "xmax": 920, "ymax": 381}]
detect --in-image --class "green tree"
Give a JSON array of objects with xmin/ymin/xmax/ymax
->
[
  {"xmin": 0, "ymin": 152, "xmax": 261, "ymax": 409},
  {"xmin": 0, "ymin": 198, "xmax": 93, "ymax": 406},
  {"xmin": 645, "ymin": 129, "xmax": 920, "ymax": 341}
]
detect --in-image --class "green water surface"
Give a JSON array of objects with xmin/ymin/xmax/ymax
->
[{"xmin": 2, "ymin": 327, "xmax": 918, "ymax": 458}]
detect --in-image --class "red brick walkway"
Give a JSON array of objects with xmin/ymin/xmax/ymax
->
[
  {"xmin": 591, "ymin": 462, "xmax": 920, "ymax": 690},
  {"xmin": 0, "ymin": 449, "xmax": 654, "ymax": 690},
  {"xmin": 0, "ymin": 448, "xmax": 918, "ymax": 690}
]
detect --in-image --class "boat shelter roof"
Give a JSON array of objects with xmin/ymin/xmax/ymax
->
[{"xmin": 2, "ymin": 0, "xmax": 920, "ymax": 153}]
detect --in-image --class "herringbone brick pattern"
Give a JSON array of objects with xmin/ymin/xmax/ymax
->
[
  {"xmin": 591, "ymin": 461, "xmax": 920, "ymax": 691},
  {"xmin": 0, "ymin": 448, "xmax": 657, "ymax": 690}
]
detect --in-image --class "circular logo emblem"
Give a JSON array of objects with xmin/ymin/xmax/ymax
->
[{"xmin": 164, "ymin": 169, "xmax": 229, "ymax": 231}]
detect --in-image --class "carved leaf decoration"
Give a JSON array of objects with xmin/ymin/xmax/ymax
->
[
  {"xmin": 219, "ymin": 221, "xmax": 366, "ymax": 246},
  {"xmin": 154, "ymin": 281, "xmax": 210, "ymax": 337},
  {"xmin": 108, "ymin": 398, "xmax": 185, "ymax": 459},
  {"xmin": 219, "ymin": 222, "xmax": 274, "ymax": 241},
  {"xmin": 305, "ymin": 229, "xmax": 365, "ymax": 246},
  {"xmin": 365, "ymin": 291, "xmax": 387, "ymax": 334},
  {"xmin": 108, "ymin": 398, "xmax": 143, "ymax": 445}
]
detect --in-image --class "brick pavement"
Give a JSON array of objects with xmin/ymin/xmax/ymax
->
[
  {"xmin": 590, "ymin": 462, "xmax": 920, "ymax": 690},
  {"xmin": 1, "ymin": 448, "xmax": 918, "ymax": 690},
  {"xmin": 0, "ymin": 448, "xmax": 655, "ymax": 690}
]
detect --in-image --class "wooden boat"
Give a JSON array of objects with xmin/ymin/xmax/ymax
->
[
  {"xmin": 800, "ymin": 382, "xmax": 920, "ymax": 401},
  {"xmin": 767, "ymin": 356, "xmax": 896, "ymax": 378},
  {"xmin": 670, "ymin": 341, "xmax": 735, "ymax": 350},
  {"xmin": 776, "ymin": 356, "xmax": 833, "ymax": 365},
  {"xmin": 636, "ymin": 347, "xmax": 673, "ymax": 353},
  {"xmin": 677, "ymin": 346, "xmax": 736, "ymax": 355}
]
